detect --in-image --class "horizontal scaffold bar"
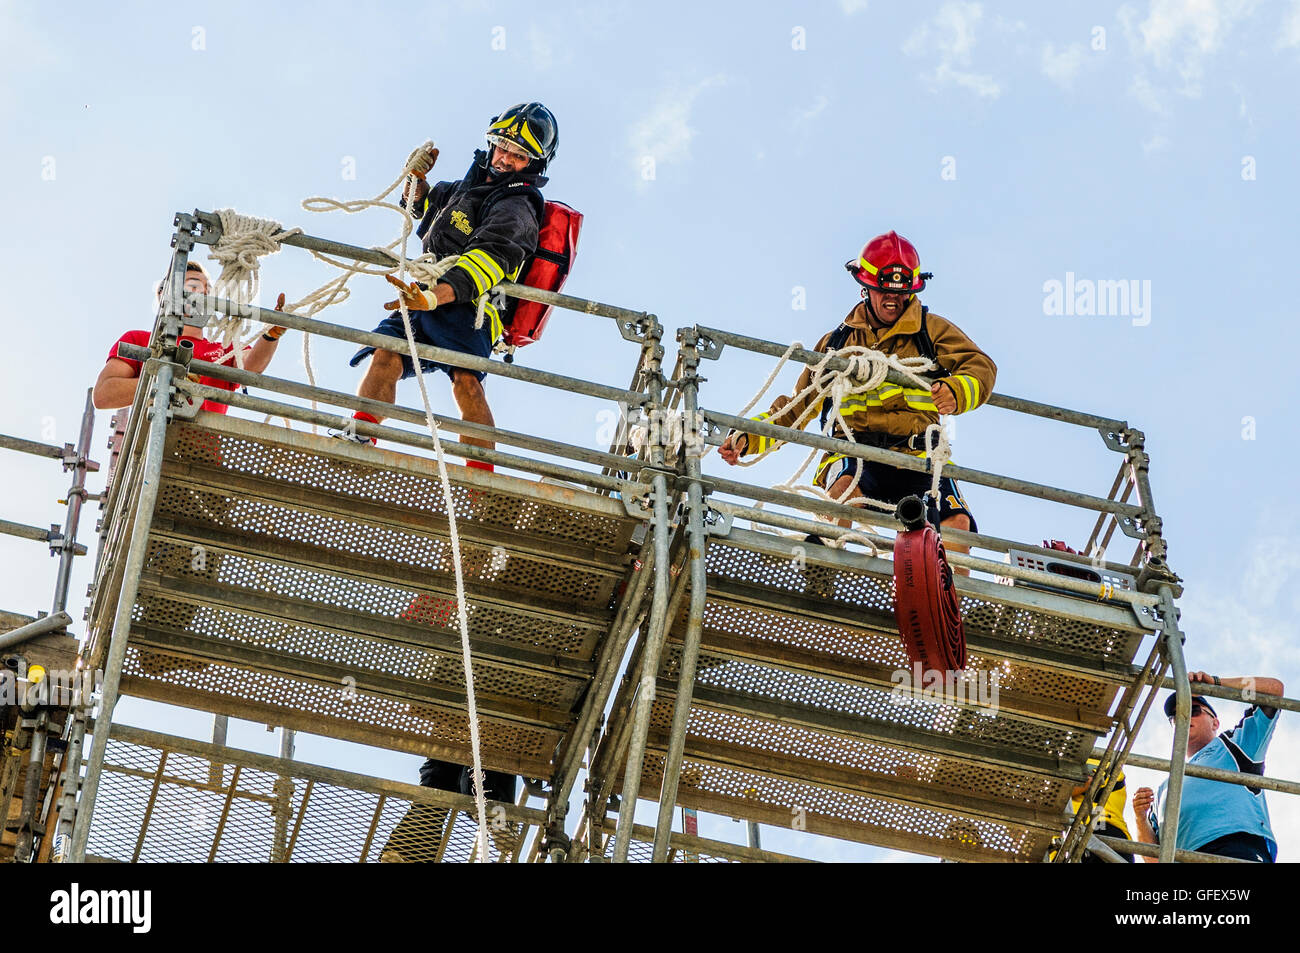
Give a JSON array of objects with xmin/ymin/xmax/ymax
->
[
  {"xmin": 0, "ymin": 519, "xmax": 58, "ymax": 544},
  {"xmin": 117, "ymin": 344, "xmax": 647, "ymax": 477},
  {"xmin": 600, "ymin": 821, "xmax": 816, "ymax": 863},
  {"xmin": 1097, "ymin": 747, "xmax": 1300, "ymax": 796},
  {"xmin": 166, "ymin": 295, "xmax": 653, "ymax": 408},
  {"xmin": 1152, "ymin": 678, "xmax": 1300, "ymax": 715},
  {"xmin": 695, "ymin": 325, "xmax": 1130, "ymax": 433},
  {"xmin": 702, "ymin": 408, "xmax": 1146, "ymax": 520},
  {"xmin": 109, "ymin": 724, "xmax": 547, "ymax": 826},
  {"xmin": 707, "ymin": 500, "xmax": 1159, "ymax": 609},
  {"xmin": 189, "ymin": 209, "xmax": 655, "ymax": 326},
  {"xmin": 1095, "ymin": 834, "xmax": 1252, "ymax": 863},
  {"xmin": 170, "ymin": 376, "xmax": 630, "ymax": 495},
  {"xmin": 0, "ymin": 433, "xmax": 67, "ymax": 460}
]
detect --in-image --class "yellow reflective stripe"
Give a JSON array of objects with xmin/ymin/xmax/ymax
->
[
  {"xmin": 486, "ymin": 303, "xmax": 504, "ymax": 342},
  {"xmin": 464, "ymin": 248, "xmax": 505, "ymax": 285},
  {"xmin": 454, "ymin": 257, "xmax": 494, "ymax": 297},
  {"xmin": 490, "ymin": 115, "xmax": 516, "ymax": 131},
  {"xmin": 745, "ymin": 412, "xmax": 773, "ymax": 453},
  {"xmin": 858, "ymin": 257, "xmax": 878, "ymax": 275},
  {"xmin": 903, "ymin": 397, "xmax": 938, "ymax": 411},
  {"xmin": 948, "ymin": 375, "xmax": 971, "ymax": 412},
  {"xmin": 816, "ymin": 453, "xmax": 847, "ymax": 477},
  {"xmin": 960, "ymin": 374, "xmax": 981, "ymax": 409},
  {"xmin": 839, "ymin": 400, "xmax": 884, "ymax": 414},
  {"xmin": 517, "ymin": 120, "xmax": 543, "ymax": 155}
]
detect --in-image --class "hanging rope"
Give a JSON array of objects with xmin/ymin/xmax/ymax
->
[{"xmin": 205, "ymin": 141, "xmax": 495, "ymax": 857}]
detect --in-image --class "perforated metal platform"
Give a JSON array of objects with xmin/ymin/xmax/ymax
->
[
  {"xmin": 623, "ymin": 526, "xmax": 1155, "ymax": 862},
  {"xmin": 84, "ymin": 415, "xmax": 641, "ymax": 779},
  {"xmin": 86, "ymin": 726, "xmax": 541, "ymax": 862}
]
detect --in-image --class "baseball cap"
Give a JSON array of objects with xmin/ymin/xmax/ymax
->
[{"xmin": 1163, "ymin": 693, "xmax": 1217, "ymax": 719}]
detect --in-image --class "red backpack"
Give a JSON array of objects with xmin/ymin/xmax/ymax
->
[{"xmin": 502, "ymin": 201, "xmax": 582, "ymax": 350}]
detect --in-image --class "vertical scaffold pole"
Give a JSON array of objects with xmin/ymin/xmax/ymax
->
[
  {"xmin": 67, "ymin": 362, "xmax": 176, "ymax": 861},
  {"xmin": 651, "ymin": 329, "xmax": 709, "ymax": 862},
  {"xmin": 1156, "ymin": 585, "xmax": 1189, "ymax": 864},
  {"xmin": 51, "ymin": 389, "xmax": 96, "ymax": 615},
  {"xmin": 612, "ymin": 319, "xmax": 671, "ymax": 864},
  {"xmin": 67, "ymin": 224, "xmax": 194, "ymax": 860}
]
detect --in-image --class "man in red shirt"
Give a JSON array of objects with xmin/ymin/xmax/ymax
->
[{"xmin": 93, "ymin": 261, "xmax": 286, "ymax": 411}]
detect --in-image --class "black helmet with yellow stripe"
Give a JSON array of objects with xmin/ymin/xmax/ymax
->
[{"xmin": 484, "ymin": 102, "xmax": 559, "ymax": 173}]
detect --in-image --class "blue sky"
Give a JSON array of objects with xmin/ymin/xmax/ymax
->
[{"xmin": 2, "ymin": 0, "xmax": 1298, "ymax": 862}]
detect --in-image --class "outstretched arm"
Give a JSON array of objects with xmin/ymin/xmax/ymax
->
[{"xmin": 93, "ymin": 359, "xmax": 140, "ymax": 410}]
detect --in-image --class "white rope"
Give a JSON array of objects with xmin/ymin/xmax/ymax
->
[
  {"xmin": 215, "ymin": 140, "xmax": 494, "ymax": 857},
  {"xmin": 204, "ymin": 209, "xmax": 304, "ymax": 367},
  {"xmin": 385, "ymin": 216, "xmax": 494, "ymax": 863},
  {"xmin": 728, "ymin": 338, "xmax": 946, "ymax": 547},
  {"xmin": 626, "ymin": 409, "xmax": 704, "ymax": 467}
]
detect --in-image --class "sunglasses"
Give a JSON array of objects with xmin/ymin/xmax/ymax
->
[{"xmin": 1169, "ymin": 704, "xmax": 1212, "ymax": 721}]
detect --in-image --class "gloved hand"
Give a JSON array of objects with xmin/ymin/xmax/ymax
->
[
  {"xmin": 261, "ymin": 292, "xmax": 288, "ymax": 340},
  {"xmin": 404, "ymin": 141, "xmax": 439, "ymax": 179},
  {"xmin": 384, "ymin": 274, "xmax": 436, "ymax": 312}
]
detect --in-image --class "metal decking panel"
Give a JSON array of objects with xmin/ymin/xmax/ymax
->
[
  {"xmin": 88, "ymin": 416, "xmax": 643, "ymax": 776},
  {"xmin": 86, "ymin": 726, "xmax": 540, "ymax": 863},
  {"xmin": 615, "ymin": 526, "xmax": 1152, "ymax": 862}
]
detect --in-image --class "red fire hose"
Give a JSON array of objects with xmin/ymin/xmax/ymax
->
[{"xmin": 892, "ymin": 496, "xmax": 966, "ymax": 673}]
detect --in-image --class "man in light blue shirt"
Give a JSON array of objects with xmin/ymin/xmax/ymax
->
[{"xmin": 1133, "ymin": 670, "xmax": 1284, "ymax": 862}]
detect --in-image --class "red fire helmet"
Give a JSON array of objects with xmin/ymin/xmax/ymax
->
[{"xmin": 845, "ymin": 231, "xmax": 932, "ymax": 293}]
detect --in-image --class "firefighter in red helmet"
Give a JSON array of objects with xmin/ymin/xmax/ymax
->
[{"xmin": 719, "ymin": 231, "xmax": 997, "ymax": 558}]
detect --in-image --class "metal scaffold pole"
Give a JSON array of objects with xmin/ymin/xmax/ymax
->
[
  {"xmin": 67, "ymin": 227, "xmax": 193, "ymax": 860},
  {"xmin": 651, "ymin": 328, "xmax": 710, "ymax": 862},
  {"xmin": 1156, "ymin": 585, "xmax": 1190, "ymax": 864},
  {"xmin": 611, "ymin": 319, "xmax": 671, "ymax": 864},
  {"xmin": 51, "ymin": 390, "xmax": 98, "ymax": 615}
]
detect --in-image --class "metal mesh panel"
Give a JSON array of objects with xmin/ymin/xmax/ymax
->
[
  {"xmin": 707, "ymin": 541, "xmax": 1144, "ymax": 662},
  {"xmin": 88, "ymin": 734, "xmax": 528, "ymax": 863},
  {"xmin": 649, "ymin": 701, "xmax": 1069, "ymax": 807},
  {"xmin": 639, "ymin": 753, "xmax": 1046, "ymax": 862},
  {"xmin": 153, "ymin": 483, "xmax": 618, "ymax": 610},
  {"xmin": 661, "ymin": 647, "xmax": 1091, "ymax": 760},
  {"xmin": 685, "ymin": 599, "xmax": 1116, "ymax": 713},
  {"xmin": 119, "ymin": 646, "xmax": 560, "ymax": 773},
  {"xmin": 168, "ymin": 423, "xmax": 630, "ymax": 551},
  {"xmin": 139, "ymin": 539, "xmax": 601, "ymax": 658},
  {"xmin": 599, "ymin": 831, "xmax": 733, "ymax": 863},
  {"xmin": 130, "ymin": 591, "xmax": 583, "ymax": 710}
]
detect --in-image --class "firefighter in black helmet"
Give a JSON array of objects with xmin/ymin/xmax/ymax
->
[
  {"xmin": 346, "ymin": 103, "xmax": 558, "ymax": 861},
  {"xmin": 346, "ymin": 101, "xmax": 560, "ymax": 449}
]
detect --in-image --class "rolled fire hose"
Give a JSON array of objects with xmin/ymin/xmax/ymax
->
[{"xmin": 891, "ymin": 495, "xmax": 966, "ymax": 672}]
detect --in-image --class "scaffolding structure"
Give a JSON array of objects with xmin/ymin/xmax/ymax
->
[
  {"xmin": 0, "ymin": 393, "xmax": 96, "ymax": 862},
  {"xmin": 7, "ymin": 208, "xmax": 1297, "ymax": 863}
]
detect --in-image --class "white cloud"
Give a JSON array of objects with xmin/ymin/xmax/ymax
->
[
  {"xmin": 1142, "ymin": 134, "xmax": 1169, "ymax": 154},
  {"xmin": 903, "ymin": 2, "xmax": 1002, "ymax": 99},
  {"xmin": 1040, "ymin": 42, "xmax": 1087, "ymax": 88},
  {"xmin": 839, "ymin": 0, "xmax": 869, "ymax": 13},
  {"xmin": 1120, "ymin": 0, "xmax": 1257, "ymax": 95},
  {"xmin": 1177, "ymin": 537, "xmax": 1300, "ymax": 676},
  {"xmin": 1281, "ymin": 0, "xmax": 1300, "ymax": 48},
  {"xmin": 1129, "ymin": 72, "xmax": 1170, "ymax": 114},
  {"xmin": 627, "ymin": 76, "xmax": 726, "ymax": 181}
]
